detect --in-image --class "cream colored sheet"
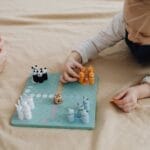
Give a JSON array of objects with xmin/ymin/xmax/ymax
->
[{"xmin": 0, "ymin": 0, "xmax": 150, "ymax": 150}]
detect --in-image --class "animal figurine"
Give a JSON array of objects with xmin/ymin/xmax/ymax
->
[
  {"xmin": 83, "ymin": 97, "xmax": 90, "ymax": 112},
  {"xmin": 81, "ymin": 109, "xmax": 89, "ymax": 124},
  {"xmin": 53, "ymin": 93, "xmax": 63, "ymax": 104},
  {"xmin": 15, "ymin": 100, "xmax": 24, "ymax": 120},
  {"xmin": 67, "ymin": 108, "xmax": 75, "ymax": 122},
  {"xmin": 78, "ymin": 65, "xmax": 95, "ymax": 85},
  {"xmin": 22, "ymin": 101, "xmax": 32, "ymax": 120}
]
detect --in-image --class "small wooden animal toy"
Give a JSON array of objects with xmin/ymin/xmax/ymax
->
[
  {"xmin": 15, "ymin": 100, "xmax": 24, "ymax": 120},
  {"xmin": 22, "ymin": 101, "xmax": 32, "ymax": 120},
  {"xmin": 79, "ymin": 71, "xmax": 85, "ymax": 84},
  {"xmin": 88, "ymin": 65, "xmax": 94, "ymax": 73},
  {"xmin": 31, "ymin": 65, "xmax": 48, "ymax": 83},
  {"xmin": 53, "ymin": 93, "xmax": 63, "ymax": 104},
  {"xmin": 78, "ymin": 65, "xmax": 95, "ymax": 85},
  {"xmin": 67, "ymin": 108, "xmax": 75, "ymax": 122},
  {"xmin": 83, "ymin": 97, "xmax": 90, "ymax": 112},
  {"xmin": 26, "ymin": 95, "xmax": 35, "ymax": 110},
  {"xmin": 88, "ymin": 71, "xmax": 95, "ymax": 85},
  {"xmin": 81, "ymin": 109, "xmax": 89, "ymax": 124}
]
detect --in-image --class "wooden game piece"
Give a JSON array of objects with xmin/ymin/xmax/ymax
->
[
  {"xmin": 22, "ymin": 101, "xmax": 32, "ymax": 120},
  {"xmin": 78, "ymin": 105, "xmax": 84, "ymax": 118},
  {"xmin": 43, "ymin": 67, "xmax": 48, "ymax": 80},
  {"xmin": 53, "ymin": 93, "xmax": 63, "ymax": 104},
  {"xmin": 26, "ymin": 95, "xmax": 35, "ymax": 110},
  {"xmin": 88, "ymin": 71, "xmax": 95, "ymax": 85},
  {"xmin": 81, "ymin": 109, "xmax": 89, "ymax": 124},
  {"xmin": 79, "ymin": 71, "xmax": 85, "ymax": 84},
  {"xmin": 67, "ymin": 108, "xmax": 75, "ymax": 122},
  {"xmin": 31, "ymin": 66, "xmax": 48, "ymax": 83},
  {"xmin": 88, "ymin": 66, "xmax": 95, "ymax": 84},
  {"xmin": 38, "ymin": 70, "xmax": 44, "ymax": 83},
  {"xmin": 84, "ymin": 77, "xmax": 89, "ymax": 84},
  {"xmin": 15, "ymin": 100, "xmax": 24, "ymax": 120},
  {"xmin": 81, "ymin": 67, "xmax": 86, "ymax": 72},
  {"xmin": 31, "ymin": 67, "xmax": 38, "ymax": 83},
  {"xmin": 78, "ymin": 65, "xmax": 95, "ymax": 85},
  {"xmin": 83, "ymin": 97, "xmax": 90, "ymax": 112},
  {"xmin": 88, "ymin": 65, "xmax": 94, "ymax": 73},
  {"xmin": 75, "ymin": 102, "xmax": 81, "ymax": 118}
]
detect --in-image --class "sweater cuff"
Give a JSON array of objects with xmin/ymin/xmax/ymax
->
[
  {"xmin": 73, "ymin": 40, "xmax": 98, "ymax": 64},
  {"xmin": 141, "ymin": 75, "xmax": 150, "ymax": 84}
]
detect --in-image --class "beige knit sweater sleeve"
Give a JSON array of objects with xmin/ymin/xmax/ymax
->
[{"xmin": 73, "ymin": 12, "xmax": 126, "ymax": 64}]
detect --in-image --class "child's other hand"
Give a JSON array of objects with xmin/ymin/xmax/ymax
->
[
  {"xmin": 60, "ymin": 51, "xmax": 83, "ymax": 83},
  {"xmin": 112, "ymin": 87, "xmax": 138, "ymax": 113}
]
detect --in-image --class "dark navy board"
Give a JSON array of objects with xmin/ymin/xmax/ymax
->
[{"xmin": 11, "ymin": 73, "xmax": 99, "ymax": 130}]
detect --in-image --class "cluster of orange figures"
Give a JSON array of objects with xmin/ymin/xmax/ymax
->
[{"xmin": 79, "ymin": 66, "xmax": 95, "ymax": 85}]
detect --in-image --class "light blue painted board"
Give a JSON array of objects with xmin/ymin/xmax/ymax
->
[{"xmin": 11, "ymin": 73, "xmax": 99, "ymax": 130}]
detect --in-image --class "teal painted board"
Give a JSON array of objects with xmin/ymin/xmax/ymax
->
[{"xmin": 11, "ymin": 73, "xmax": 99, "ymax": 130}]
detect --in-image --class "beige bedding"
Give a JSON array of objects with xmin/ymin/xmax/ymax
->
[{"xmin": 0, "ymin": 0, "xmax": 150, "ymax": 150}]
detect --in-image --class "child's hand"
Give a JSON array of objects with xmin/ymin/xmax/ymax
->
[
  {"xmin": 60, "ymin": 51, "xmax": 83, "ymax": 83},
  {"xmin": 112, "ymin": 87, "xmax": 138, "ymax": 113}
]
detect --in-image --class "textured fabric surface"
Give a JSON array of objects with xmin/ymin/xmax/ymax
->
[{"xmin": 0, "ymin": 0, "xmax": 150, "ymax": 150}]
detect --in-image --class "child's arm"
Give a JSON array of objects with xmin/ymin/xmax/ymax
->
[
  {"xmin": 112, "ymin": 76, "xmax": 150, "ymax": 113},
  {"xmin": 73, "ymin": 12, "xmax": 125, "ymax": 64},
  {"xmin": 60, "ymin": 12, "xmax": 125, "ymax": 83}
]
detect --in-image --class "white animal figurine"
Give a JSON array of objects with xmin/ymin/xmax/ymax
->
[
  {"xmin": 76, "ymin": 102, "xmax": 81, "ymax": 118},
  {"xmin": 15, "ymin": 100, "xmax": 24, "ymax": 120},
  {"xmin": 22, "ymin": 101, "xmax": 32, "ymax": 120},
  {"xmin": 78, "ymin": 105, "xmax": 84, "ymax": 117},
  {"xmin": 26, "ymin": 96, "xmax": 35, "ymax": 110},
  {"xmin": 81, "ymin": 109, "xmax": 89, "ymax": 124},
  {"xmin": 67, "ymin": 108, "xmax": 75, "ymax": 122},
  {"xmin": 83, "ymin": 97, "xmax": 90, "ymax": 112}
]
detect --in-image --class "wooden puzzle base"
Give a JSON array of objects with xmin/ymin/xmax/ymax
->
[{"xmin": 11, "ymin": 73, "xmax": 99, "ymax": 130}]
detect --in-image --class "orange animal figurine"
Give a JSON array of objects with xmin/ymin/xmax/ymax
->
[
  {"xmin": 79, "ymin": 65, "xmax": 95, "ymax": 85},
  {"xmin": 88, "ymin": 71, "xmax": 95, "ymax": 85},
  {"xmin": 79, "ymin": 71, "xmax": 85, "ymax": 84},
  {"xmin": 88, "ymin": 65, "xmax": 94, "ymax": 73}
]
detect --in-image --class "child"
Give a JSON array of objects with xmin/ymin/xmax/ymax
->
[{"xmin": 60, "ymin": 0, "xmax": 150, "ymax": 113}]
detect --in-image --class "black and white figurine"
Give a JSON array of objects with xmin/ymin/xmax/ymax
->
[
  {"xmin": 38, "ymin": 69, "xmax": 44, "ymax": 83},
  {"xmin": 43, "ymin": 67, "xmax": 48, "ymax": 80},
  {"xmin": 31, "ymin": 65, "xmax": 48, "ymax": 83},
  {"xmin": 31, "ymin": 66, "xmax": 39, "ymax": 83}
]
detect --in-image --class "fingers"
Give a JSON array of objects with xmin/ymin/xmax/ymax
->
[
  {"xmin": 60, "ymin": 75, "xmax": 67, "ymax": 83},
  {"xmin": 60, "ymin": 58, "xmax": 83, "ymax": 84},
  {"xmin": 113, "ymin": 96, "xmax": 138, "ymax": 113},
  {"xmin": 123, "ymin": 103, "xmax": 137, "ymax": 113},
  {"xmin": 60, "ymin": 72, "xmax": 77, "ymax": 83},
  {"xmin": 67, "ymin": 66, "xmax": 79, "ymax": 78},
  {"xmin": 73, "ymin": 61, "xmax": 83, "ymax": 70},
  {"xmin": 113, "ymin": 90, "xmax": 127, "ymax": 100}
]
